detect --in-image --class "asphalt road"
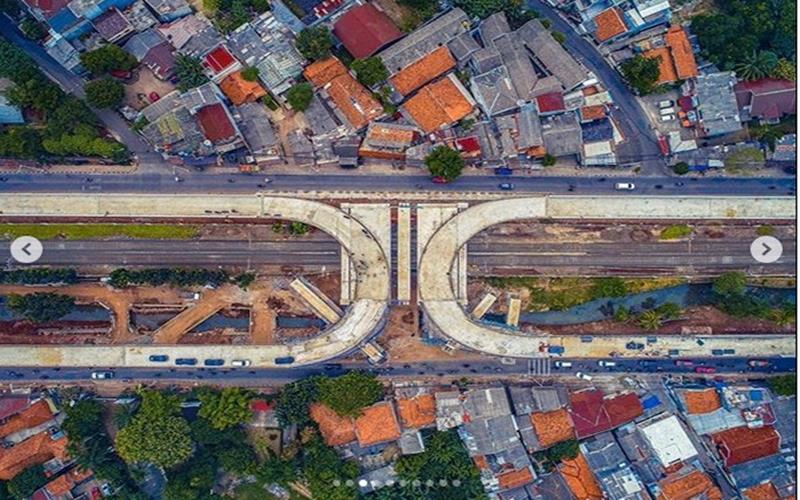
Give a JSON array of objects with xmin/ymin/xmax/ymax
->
[
  {"xmin": 0, "ymin": 356, "xmax": 792, "ymax": 384},
  {"xmin": 14, "ymin": 238, "xmax": 795, "ymax": 275},
  {"xmin": 0, "ymin": 172, "xmax": 795, "ymax": 196}
]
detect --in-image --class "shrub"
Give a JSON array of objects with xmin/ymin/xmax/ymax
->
[
  {"xmin": 660, "ymin": 224, "xmax": 693, "ymax": 240},
  {"xmin": 673, "ymin": 162, "xmax": 689, "ymax": 175}
]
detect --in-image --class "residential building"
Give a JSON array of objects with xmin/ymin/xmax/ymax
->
[
  {"xmin": 20, "ymin": 0, "xmax": 69, "ymax": 23},
  {"xmin": 691, "ymin": 71, "xmax": 743, "ymax": 137},
  {"xmin": 44, "ymin": 35, "xmax": 85, "ymax": 74},
  {"xmin": 273, "ymin": 0, "xmax": 346, "ymax": 26},
  {"xmin": 768, "ymin": 133, "xmax": 796, "ymax": 167},
  {"xmin": 203, "ymin": 45, "xmax": 242, "ymax": 83},
  {"xmin": 644, "ymin": 26, "xmax": 698, "ymax": 84},
  {"xmin": 159, "ymin": 14, "xmax": 218, "ymax": 53},
  {"xmin": 304, "ymin": 56, "xmax": 383, "ymax": 130},
  {"xmin": 531, "ymin": 409, "xmax": 575, "ymax": 448},
  {"xmin": 396, "ymin": 393, "xmax": 436, "ymax": 429},
  {"xmin": 517, "ymin": 19, "xmax": 589, "ymax": 91},
  {"xmin": 559, "ymin": 452, "xmax": 605, "ymax": 500},
  {"xmin": 354, "ymin": 402, "xmax": 402, "ymax": 448},
  {"xmin": 570, "ymin": 0, "xmax": 672, "ymax": 42},
  {"xmin": 123, "ymin": 28, "xmax": 176, "ymax": 80},
  {"xmin": 581, "ymin": 432, "xmax": 646, "ymax": 499},
  {"xmin": 0, "ymin": 398, "xmax": 69, "ymax": 481},
  {"xmin": 729, "ymin": 454, "xmax": 796, "ymax": 499},
  {"xmin": 310, "ymin": 402, "xmax": 356, "ymax": 446},
  {"xmin": 638, "ymin": 414, "xmax": 698, "ymax": 468},
  {"xmin": 496, "ymin": 104, "xmax": 546, "ymax": 160},
  {"xmin": 471, "ymin": 65, "xmax": 520, "ymax": 117},
  {"xmin": 123, "ymin": 0, "xmax": 157, "ymax": 32},
  {"xmin": 447, "ymin": 32, "xmax": 481, "ymax": 67},
  {"xmin": 304, "ymin": 94, "xmax": 348, "ymax": 138},
  {"xmin": 220, "ymin": 71, "xmax": 267, "ymax": 105},
  {"xmin": 143, "ymin": 0, "xmax": 190, "ymax": 22},
  {"xmin": 711, "ymin": 425, "xmax": 781, "ymax": 468},
  {"xmin": 655, "ymin": 468, "xmax": 722, "ymax": 500},
  {"xmin": 402, "ymin": 74, "xmax": 475, "ymax": 134},
  {"xmin": 734, "ymin": 78, "xmax": 796, "ymax": 123},
  {"xmin": 593, "ymin": 7, "xmax": 628, "ymax": 43},
  {"xmin": 389, "ymin": 46, "xmax": 456, "ymax": 98},
  {"xmin": 91, "ymin": 7, "xmax": 134, "ymax": 42},
  {"xmin": 234, "ymin": 102, "xmax": 281, "ymax": 163},
  {"xmin": 569, "ymin": 390, "xmax": 643, "ymax": 439},
  {"xmin": 332, "ymin": 3, "xmax": 402, "ymax": 59},
  {"xmin": 541, "ymin": 112, "xmax": 582, "ymax": 159},
  {"xmin": 358, "ymin": 122, "xmax": 418, "ymax": 160}
]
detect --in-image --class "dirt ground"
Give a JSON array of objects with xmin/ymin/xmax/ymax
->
[
  {"xmin": 123, "ymin": 67, "xmax": 176, "ymax": 111},
  {"xmin": 373, "ymin": 0, "xmax": 410, "ymax": 27}
]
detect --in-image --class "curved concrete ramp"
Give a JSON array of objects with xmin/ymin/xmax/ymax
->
[
  {"xmin": 0, "ymin": 194, "xmax": 390, "ymax": 367},
  {"xmin": 419, "ymin": 196, "xmax": 796, "ymax": 358}
]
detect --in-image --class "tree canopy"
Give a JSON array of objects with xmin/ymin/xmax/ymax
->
[
  {"xmin": 240, "ymin": 66, "xmax": 259, "ymax": 81},
  {"xmin": 80, "ymin": 45, "xmax": 137, "ymax": 75},
  {"xmin": 175, "ymin": 54, "xmax": 210, "ymax": 92},
  {"xmin": 275, "ymin": 376, "xmax": 320, "ymax": 426},
  {"xmin": 85, "ymin": 78, "xmax": 125, "ymax": 108},
  {"xmin": 620, "ymin": 55, "xmax": 662, "ymax": 95},
  {"xmin": 712, "ymin": 271, "xmax": 747, "ymax": 297},
  {"xmin": 425, "ymin": 146, "xmax": 465, "ymax": 182},
  {"xmin": 296, "ymin": 26, "xmax": 333, "ymax": 61},
  {"xmin": 286, "ymin": 82, "xmax": 314, "ymax": 111},
  {"xmin": 7, "ymin": 292, "xmax": 75, "ymax": 322},
  {"xmin": 351, "ymin": 57, "xmax": 389, "ymax": 88},
  {"xmin": 7, "ymin": 466, "xmax": 46, "ymax": 499},
  {"xmin": 769, "ymin": 374, "xmax": 796, "ymax": 396},
  {"xmin": 197, "ymin": 387, "xmax": 253, "ymax": 430},
  {"xmin": 317, "ymin": 371, "xmax": 384, "ymax": 417}
]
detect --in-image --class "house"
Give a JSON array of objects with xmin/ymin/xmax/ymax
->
[
  {"xmin": 274, "ymin": 0, "xmax": 345, "ymax": 26},
  {"xmin": 309, "ymin": 402, "xmax": 356, "ymax": 446},
  {"xmin": 447, "ymin": 32, "xmax": 481, "ymax": 67},
  {"xmin": 593, "ymin": 7, "xmax": 628, "ymax": 43},
  {"xmin": 471, "ymin": 66, "xmax": 520, "ymax": 117},
  {"xmin": 568, "ymin": 390, "xmax": 642, "ymax": 439},
  {"xmin": 541, "ymin": 112, "xmax": 582, "ymax": 159},
  {"xmin": 402, "ymin": 74, "xmax": 474, "ymax": 134},
  {"xmin": 517, "ymin": 19, "xmax": 589, "ymax": 91},
  {"xmin": 396, "ymin": 393, "xmax": 436, "ymax": 428},
  {"xmin": 123, "ymin": 0, "xmax": 157, "ymax": 32},
  {"xmin": 711, "ymin": 425, "xmax": 781, "ymax": 467},
  {"xmin": 332, "ymin": 3, "xmax": 402, "ymax": 59},
  {"xmin": 644, "ymin": 26, "xmax": 698, "ymax": 84},
  {"xmin": 143, "ymin": 0, "xmax": 190, "ymax": 22},
  {"xmin": 638, "ymin": 414, "xmax": 698, "ymax": 468},
  {"xmin": 358, "ymin": 122, "xmax": 417, "ymax": 160},
  {"xmin": 227, "ymin": 13, "xmax": 305, "ymax": 95},
  {"xmin": 195, "ymin": 102, "xmax": 241, "ymax": 151},
  {"xmin": 536, "ymin": 92, "xmax": 567, "ymax": 116},
  {"xmin": 768, "ymin": 133, "xmax": 796, "ymax": 167},
  {"xmin": 559, "ymin": 452, "xmax": 604, "ymax": 500},
  {"xmin": 354, "ymin": 402, "xmax": 402, "ymax": 448},
  {"xmin": 123, "ymin": 28, "xmax": 176, "ymax": 80},
  {"xmin": 656, "ymin": 468, "xmax": 722, "ymax": 500},
  {"xmin": 378, "ymin": 8, "xmax": 469, "ymax": 75},
  {"xmin": 729, "ymin": 454, "xmax": 796, "ymax": 498},
  {"xmin": 303, "ymin": 57, "xmax": 383, "ymax": 130},
  {"xmin": 691, "ymin": 72, "xmax": 743, "ymax": 137},
  {"xmin": 91, "ymin": 7, "xmax": 134, "ymax": 42},
  {"xmin": 203, "ymin": 45, "xmax": 242, "ymax": 82},
  {"xmin": 531, "ymin": 409, "xmax": 575, "ymax": 448},
  {"xmin": 304, "ymin": 94, "xmax": 348, "ymax": 138},
  {"xmin": 570, "ymin": 0, "xmax": 671, "ymax": 41},
  {"xmin": 44, "ymin": 35, "xmax": 84, "ymax": 74},
  {"xmin": 734, "ymin": 78, "xmax": 796, "ymax": 123},
  {"xmin": 389, "ymin": 46, "xmax": 456, "ymax": 98},
  {"xmin": 220, "ymin": 71, "xmax": 267, "ymax": 105},
  {"xmin": 0, "ymin": 399, "xmax": 69, "ymax": 481},
  {"xmin": 496, "ymin": 105, "xmax": 545, "ymax": 159},
  {"xmin": 158, "ymin": 14, "xmax": 217, "ymax": 53},
  {"xmin": 581, "ymin": 432, "xmax": 645, "ymax": 500},
  {"xmin": 20, "ymin": 0, "xmax": 69, "ymax": 23},
  {"xmin": 234, "ymin": 102, "xmax": 281, "ymax": 163}
]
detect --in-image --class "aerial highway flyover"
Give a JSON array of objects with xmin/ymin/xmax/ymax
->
[
  {"xmin": 0, "ymin": 193, "xmax": 390, "ymax": 368},
  {"xmin": 418, "ymin": 195, "xmax": 797, "ymax": 359}
]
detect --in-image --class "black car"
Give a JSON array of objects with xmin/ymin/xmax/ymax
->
[
  {"xmin": 626, "ymin": 342, "xmax": 645, "ymax": 350},
  {"xmin": 149, "ymin": 355, "xmax": 169, "ymax": 362},
  {"xmin": 204, "ymin": 359, "xmax": 225, "ymax": 366},
  {"xmin": 323, "ymin": 363, "xmax": 342, "ymax": 371},
  {"xmin": 274, "ymin": 356, "xmax": 295, "ymax": 365},
  {"xmin": 175, "ymin": 358, "xmax": 198, "ymax": 366}
]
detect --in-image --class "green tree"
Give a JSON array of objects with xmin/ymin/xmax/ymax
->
[
  {"xmin": 656, "ymin": 302, "xmax": 682, "ymax": 319},
  {"xmin": 551, "ymin": 30, "xmax": 566, "ymax": 44},
  {"xmin": 286, "ymin": 82, "xmax": 313, "ymax": 111},
  {"xmin": 296, "ymin": 26, "xmax": 333, "ymax": 61},
  {"xmin": 620, "ymin": 55, "xmax": 662, "ymax": 95},
  {"xmin": 590, "ymin": 277, "xmax": 627, "ymax": 298},
  {"xmin": 299, "ymin": 433, "xmax": 359, "ymax": 500},
  {"xmin": 276, "ymin": 376, "xmax": 321, "ymax": 426},
  {"xmin": 425, "ymin": 146, "xmax": 464, "ymax": 182},
  {"xmin": 5, "ymin": 78, "xmax": 63, "ymax": 113},
  {"xmin": 351, "ymin": 57, "xmax": 389, "ymax": 88},
  {"xmin": 542, "ymin": 153, "xmax": 556, "ymax": 166},
  {"xmin": 198, "ymin": 387, "xmax": 253, "ymax": 430},
  {"xmin": 218, "ymin": 446, "xmax": 258, "ymax": 474},
  {"xmin": 613, "ymin": 305, "xmax": 630, "ymax": 322},
  {"xmin": 241, "ymin": 66, "xmax": 259, "ymax": 81},
  {"xmin": 175, "ymin": 55, "xmax": 209, "ymax": 92},
  {"xmin": 769, "ymin": 303, "xmax": 796, "ymax": 327},
  {"xmin": 673, "ymin": 162, "xmax": 689, "ymax": 175},
  {"xmin": 735, "ymin": 50, "xmax": 779, "ymax": 81},
  {"xmin": 85, "ymin": 78, "xmax": 125, "ymax": 108},
  {"xmin": 317, "ymin": 371, "xmax": 383, "ymax": 417},
  {"xmin": 7, "ymin": 292, "xmax": 75, "ymax": 322},
  {"xmin": 638, "ymin": 310, "xmax": 663, "ymax": 330},
  {"xmin": 20, "ymin": 17, "xmax": 46, "ymax": 40},
  {"xmin": 713, "ymin": 272, "xmax": 747, "ymax": 297},
  {"xmin": 116, "ymin": 390, "xmax": 193, "ymax": 468},
  {"xmin": 7, "ymin": 465, "xmax": 46, "ymax": 499},
  {"xmin": 545, "ymin": 439, "xmax": 579, "ymax": 463},
  {"xmin": 0, "ymin": 127, "xmax": 43, "ymax": 159},
  {"xmin": 80, "ymin": 45, "xmax": 137, "ymax": 75},
  {"xmin": 288, "ymin": 221, "xmax": 311, "ymax": 235},
  {"xmin": 769, "ymin": 374, "xmax": 796, "ymax": 396},
  {"xmin": 256, "ymin": 455, "xmax": 296, "ymax": 486},
  {"xmin": 772, "ymin": 58, "xmax": 796, "ymax": 80},
  {"xmin": 235, "ymin": 272, "xmax": 256, "ymax": 289}
]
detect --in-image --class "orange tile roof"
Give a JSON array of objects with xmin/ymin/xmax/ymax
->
[
  {"xmin": 397, "ymin": 394, "xmax": 436, "ymax": 428},
  {"xmin": 743, "ymin": 483, "xmax": 781, "ymax": 500},
  {"xmin": 403, "ymin": 75, "xmax": 474, "ymax": 133},
  {"xmin": 303, "ymin": 57, "xmax": 348, "ymax": 87},
  {"xmin": 595, "ymin": 8, "xmax": 627, "ymax": 42},
  {"xmin": 657, "ymin": 469, "xmax": 723, "ymax": 500},
  {"xmin": 683, "ymin": 388, "xmax": 721, "ymax": 414},
  {"xmin": 325, "ymin": 72, "xmax": 384, "ymax": 129},
  {"xmin": 498, "ymin": 467, "xmax": 535, "ymax": 490},
  {"xmin": 645, "ymin": 47, "xmax": 678, "ymax": 84},
  {"xmin": 45, "ymin": 473, "xmax": 75, "ymax": 496},
  {"xmin": 712, "ymin": 425, "xmax": 781, "ymax": 467},
  {"xmin": 580, "ymin": 105, "xmax": 607, "ymax": 121},
  {"xmin": 664, "ymin": 26, "xmax": 698, "ymax": 80},
  {"xmin": 0, "ymin": 400, "xmax": 54, "ymax": 439},
  {"xmin": 0, "ymin": 432, "xmax": 69, "ymax": 480},
  {"xmin": 219, "ymin": 71, "xmax": 267, "ymax": 106},
  {"xmin": 474, "ymin": 455, "xmax": 489, "ymax": 470},
  {"xmin": 309, "ymin": 403, "xmax": 356, "ymax": 446},
  {"xmin": 354, "ymin": 402, "xmax": 401, "ymax": 447},
  {"xmin": 560, "ymin": 453, "xmax": 604, "ymax": 500},
  {"xmin": 389, "ymin": 47, "xmax": 456, "ymax": 96},
  {"xmin": 531, "ymin": 409, "xmax": 575, "ymax": 448}
]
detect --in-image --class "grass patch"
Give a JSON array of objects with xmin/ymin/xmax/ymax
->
[
  {"xmin": 0, "ymin": 224, "xmax": 199, "ymax": 240},
  {"xmin": 486, "ymin": 276, "xmax": 687, "ymax": 312},
  {"xmin": 660, "ymin": 224, "xmax": 693, "ymax": 240},
  {"xmin": 756, "ymin": 225, "xmax": 775, "ymax": 236},
  {"xmin": 724, "ymin": 147, "xmax": 765, "ymax": 174}
]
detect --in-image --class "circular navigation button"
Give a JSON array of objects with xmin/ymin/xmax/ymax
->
[
  {"xmin": 750, "ymin": 236, "xmax": 783, "ymax": 264},
  {"xmin": 10, "ymin": 236, "xmax": 43, "ymax": 264}
]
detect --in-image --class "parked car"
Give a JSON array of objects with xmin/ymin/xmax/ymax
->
[
  {"xmin": 323, "ymin": 363, "xmax": 343, "ymax": 371},
  {"xmin": 695, "ymin": 366, "xmax": 717, "ymax": 374},
  {"xmin": 175, "ymin": 358, "xmax": 198, "ymax": 366},
  {"xmin": 149, "ymin": 92, "xmax": 161, "ymax": 103},
  {"xmin": 274, "ymin": 356, "xmax": 295, "ymax": 365},
  {"xmin": 659, "ymin": 106, "xmax": 676, "ymax": 115},
  {"xmin": 91, "ymin": 371, "xmax": 114, "ymax": 379},
  {"xmin": 674, "ymin": 360, "xmax": 694, "ymax": 367},
  {"xmin": 498, "ymin": 182, "xmax": 515, "ymax": 190},
  {"xmin": 658, "ymin": 100, "xmax": 674, "ymax": 109},
  {"xmin": 204, "ymin": 359, "xmax": 224, "ymax": 366},
  {"xmin": 598, "ymin": 360, "xmax": 617, "ymax": 367},
  {"xmin": 231, "ymin": 359, "xmax": 251, "ymax": 367},
  {"xmin": 747, "ymin": 360, "xmax": 771, "ymax": 368},
  {"xmin": 660, "ymin": 114, "xmax": 675, "ymax": 122},
  {"xmin": 148, "ymin": 355, "xmax": 169, "ymax": 362},
  {"xmin": 494, "ymin": 167, "xmax": 513, "ymax": 176},
  {"xmin": 553, "ymin": 361, "xmax": 572, "ymax": 368},
  {"xmin": 626, "ymin": 341, "xmax": 645, "ymax": 350},
  {"xmin": 431, "ymin": 176, "xmax": 448, "ymax": 184},
  {"xmin": 575, "ymin": 372, "xmax": 593, "ymax": 381},
  {"xmin": 614, "ymin": 182, "xmax": 635, "ymax": 190}
]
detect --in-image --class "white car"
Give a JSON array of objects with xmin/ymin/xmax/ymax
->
[
  {"xmin": 231, "ymin": 359, "xmax": 251, "ymax": 367},
  {"xmin": 598, "ymin": 360, "xmax": 617, "ymax": 367},
  {"xmin": 91, "ymin": 371, "xmax": 114, "ymax": 380},
  {"xmin": 658, "ymin": 100, "xmax": 674, "ymax": 109},
  {"xmin": 660, "ymin": 114, "xmax": 675, "ymax": 122},
  {"xmin": 575, "ymin": 372, "xmax": 593, "ymax": 381},
  {"xmin": 554, "ymin": 361, "xmax": 573, "ymax": 368},
  {"xmin": 614, "ymin": 182, "xmax": 635, "ymax": 191}
]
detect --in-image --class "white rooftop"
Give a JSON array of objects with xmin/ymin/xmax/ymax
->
[{"xmin": 639, "ymin": 415, "xmax": 698, "ymax": 467}]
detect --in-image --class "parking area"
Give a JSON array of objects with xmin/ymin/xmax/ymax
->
[{"xmin": 123, "ymin": 67, "xmax": 176, "ymax": 111}]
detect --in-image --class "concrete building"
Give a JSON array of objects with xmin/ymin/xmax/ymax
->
[{"xmin": 638, "ymin": 414, "xmax": 698, "ymax": 468}]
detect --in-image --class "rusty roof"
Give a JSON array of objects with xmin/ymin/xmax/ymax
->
[
  {"xmin": 325, "ymin": 72, "xmax": 384, "ymax": 130},
  {"xmin": 309, "ymin": 403, "xmax": 356, "ymax": 446},
  {"xmin": 403, "ymin": 75, "xmax": 473, "ymax": 133},
  {"xmin": 645, "ymin": 47, "xmax": 678, "ymax": 84},
  {"xmin": 355, "ymin": 402, "xmax": 402, "ymax": 447},
  {"xmin": 45, "ymin": 473, "xmax": 75, "ymax": 497},
  {"xmin": 498, "ymin": 467, "xmax": 535, "ymax": 490},
  {"xmin": 397, "ymin": 394, "xmax": 436, "ymax": 429},
  {"xmin": 0, "ymin": 432, "xmax": 69, "ymax": 480},
  {"xmin": 580, "ymin": 105, "xmax": 607, "ymax": 121},
  {"xmin": 712, "ymin": 426, "xmax": 781, "ymax": 467},
  {"xmin": 559, "ymin": 452, "xmax": 604, "ymax": 500},
  {"xmin": 531, "ymin": 409, "xmax": 575, "ymax": 448},
  {"xmin": 594, "ymin": 8, "xmax": 627, "ymax": 42},
  {"xmin": 664, "ymin": 26, "xmax": 698, "ymax": 80},
  {"xmin": 683, "ymin": 388, "xmax": 721, "ymax": 414},
  {"xmin": 390, "ymin": 47, "xmax": 456, "ymax": 97},
  {"xmin": 303, "ymin": 57, "xmax": 348, "ymax": 87},
  {"xmin": 743, "ymin": 482, "xmax": 781, "ymax": 500},
  {"xmin": 0, "ymin": 400, "xmax": 54, "ymax": 439},
  {"xmin": 219, "ymin": 71, "xmax": 267, "ymax": 106},
  {"xmin": 332, "ymin": 3, "xmax": 403, "ymax": 59},
  {"xmin": 657, "ymin": 469, "xmax": 723, "ymax": 500}
]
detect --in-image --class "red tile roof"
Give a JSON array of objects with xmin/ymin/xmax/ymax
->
[
  {"xmin": 403, "ymin": 75, "xmax": 474, "ymax": 133},
  {"xmin": 220, "ymin": 71, "xmax": 267, "ymax": 105},
  {"xmin": 743, "ymin": 482, "xmax": 780, "ymax": 500},
  {"xmin": 45, "ymin": 473, "xmax": 74, "ymax": 497},
  {"xmin": 196, "ymin": 103, "xmax": 237, "ymax": 143},
  {"xmin": 657, "ymin": 469, "xmax": 723, "ymax": 500},
  {"xmin": 389, "ymin": 47, "xmax": 456, "ymax": 96},
  {"xmin": 0, "ymin": 400, "xmax": 54, "ymax": 439},
  {"xmin": 531, "ymin": 409, "xmax": 575, "ymax": 448},
  {"xmin": 0, "ymin": 396, "xmax": 30, "ymax": 421},
  {"xmin": 560, "ymin": 453, "xmax": 604, "ymax": 499},
  {"xmin": 568, "ymin": 390, "xmax": 641, "ymax": 439},
  {"xmin": 309, "ymin": 403, "xmax": 356, "ymax": 446},
  {"xmin": 0, "ymin": 432, "xmax": 69, "ymax": 480},
  {"xmin": 354, "ymin": 402, "xmax": 401, "ymax": 447},
  {"xmin": 536, "ymin": 92, "xmax": 566, "ymax": 114},
  {"xmin": 24, "ymin": 0, "xmax": 68, "ymax": 17},
  {"xmin": 734, "ymin": 78, "xmax": 796, "ymax": 120},
  {"xmin": 580, "ymin": 105, "xmax": 607, "ymax": 122},
  {"xmin": 498, "ymin": 467, "xmax": 535, "ymax": 490},
  {"xmin": 333, "ymin": 3, "xmax": 403, "ymax": 59},
  {"xmin": 712, "ymin": 426, "xmax": 781, "ymax": 467},
  {"xmin": 397, "ymin": 395, "xmax": 436, "ymax": 428},
  {"xmin": 204, "ymin": 46, "xmax": 237, "ymax": 74},
  {"xmin": 683, "ymin": 388, "xmax": 721, "ymax": 414},
  {"xmin": 594, "ymin": 8, "xmax": 627, "ymax": 42},
  {"xmin": 664, "ymin": 26, "xmax": 698, "ymax": 80},
  {"xmin": 606, "ymin": 393, "xmax": 643, "ymax": 427},
  {"xmin": 325, "ymin": 72, "xmax": 384, "ymax": 129}
]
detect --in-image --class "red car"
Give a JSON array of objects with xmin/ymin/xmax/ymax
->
[
  {"xmin": 149, "ymin": 92, "xmax": 161, "ymax": 103},
  {"xmin": 432, "ymin": 176, "xmax": 448, "ymax": 184},
  {"xmin": 695, "ymin": 366, "xmax": 716, "ymax": 374},
  {"xmin": 747, "ymin": 360, "xmax": 770, "ymax": 368}
]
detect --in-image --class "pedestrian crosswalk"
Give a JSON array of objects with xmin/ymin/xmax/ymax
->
[{"xmin": 528, "ymin": 357, "xmax": 551, "ymax": 376}]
